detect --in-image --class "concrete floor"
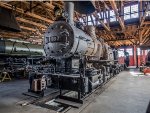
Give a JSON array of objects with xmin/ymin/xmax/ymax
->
[
  {"xmin": 70, "ymin": 69, "xmax": 150, "ymax": 113},
  {"xmin": 0, "ymin": 80, "xmax": 55, "ymax": 113},
  {"xmin": 0, "ymin": 69, "xmax": 150, "ymax": 113}
]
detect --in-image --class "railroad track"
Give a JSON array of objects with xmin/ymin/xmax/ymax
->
[{"xmin": 18, "ymin": 75, "xmax": 118, "ymax": 113}]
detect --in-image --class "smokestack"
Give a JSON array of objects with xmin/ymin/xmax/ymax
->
[
  {"xmin": 64, "ymin": 1, "xmax": 96, "ymax": 25},
  {"xmin": 64, "ymin": 2, "xmax": 74, "ymax": 25}
]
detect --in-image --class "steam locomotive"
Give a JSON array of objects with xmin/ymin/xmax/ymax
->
[
  {"xmin": 0, "ymin": 39, "xmax": 44, "ymax": 77},
  {"xmin": 28, "ymin": 1, "xmax": 124, "ymax": 103}
]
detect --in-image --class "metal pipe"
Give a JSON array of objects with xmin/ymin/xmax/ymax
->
[{"xmin": 64, "ymin": 1, "xmax": 74, "ymax": 25}]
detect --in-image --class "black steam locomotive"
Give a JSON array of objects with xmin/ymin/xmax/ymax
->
[
  {"xmin": 28, "ymin": 1, "xmax": 124, "ymax": 104},
  {"xmin": 0, "ymin": 39, "xmax": 44, "ymax": 78}
]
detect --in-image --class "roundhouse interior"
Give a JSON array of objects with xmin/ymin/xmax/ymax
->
[{"xmin": 0, "ymin": 1, "xmax": 150, "ymax": 113}]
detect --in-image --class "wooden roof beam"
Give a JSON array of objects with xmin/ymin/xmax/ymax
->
[
  {"xmin": 20, "ymin": 26, "xmax": 36, "ymax": 32},
  {"xmin": 81, "ymin": 15, "xmax": 87, "ymax": 25},
  {"xmin": 99, "ymin": 21, "xmax": 110, "ymax": 31},
  {"xmin": 1, "ymin": 32, "xmax": 24, "ymax": 37},
  {"xmin": 129, "ymin": 39, "xmax": 135, "ymax": 44},
  {"xmin": 0, "ymin": 2, "xmax": 53, "ymax": 23},
  {"xmin": 93, "ymin": 13, "xmax": 110, "ymax": 31},
  {"xmin": 1, "ymin": 35, "xmax": 21, "ymax": 39},
  {"xmin": 105, "ymin": 37, "xmax": 135, "ymax": 42},
  {"xmin": 110, "ymin": 34, "xmax": 116, "ymax": 39},
  {"xmin": 106, "ymin": 34, "xmax": 112, "ymax": 40},
  {"xmin": 115, "ymin": 41, "xmax": 120, "ymax": 46},
  {"xmin": 37, "ymin": 1, "xmax": 55, "ymax": 20},
  {"xmin": 109, "ymin": 0, "xmax": 125, "ymax": 30},
  {"xmin": 95, "ymin": 3, "xmax": 118, "ymax": 40},
  {"xmin": 142, "ymin": 30, "xmax": 150, "ymax": 43},
  {"xmin": 37, "ymin": 1, "xmax": 54, "ymax": 10},
  {"xmin": 103, "ymin": 3, "xmax": 110, "ymax": 27},
  {"xmin": 16, "ymin": 17, "xmax": 47, "ymax": 29},
  {"xmin": 143, "ymin": 21, "xmax": 150, "ymax": 24},
  {"xmin": 101, "ymin": 1, "xmax": 110, "ymax": 10},
  {"xmin": 95, "ymin": 2, "xmax": 110, "ymax": 30},
  {"xmin": 75, "ymin": 12, "xmax": 80, "ymax": 21},
  {"xmin": 93, "ymin": 12, "xmax": 116, "ymax": 39},
  {"xmin": 1, "ymin": 33, "xmax": 25, "ymax": 39},
  {"xmin": 95, "ymin": 1, "xmax": 104, "ymax": 25},
  {"xmin": 139, "ymin": 29, "xmax": 143, "ymax": 44},
  {"xmin": 21, "ymin": 1, "xmax": 53, "ymax": 13},
  {"xmin": 1, "ymin": 31, "xmax": 28, "ymax": 35},
  {"xmin": 140, "ymin": 2, "xmax": 150, "ymax": 27},
  {"xmin": 142, "ymin": 28, "xmax": 150, "ymax": 37},
  {"xmin": 52, "ymin": 1, "xmax": 63, "ymax": 7},
  {"xmin": 126, "ymin": 32, "xmax": 138, "ymax": 40},
  {"xmin": 140, "ymin": 12, "xmax": 150, "ymax": 44},
  {"xmin": 143, "ymin": 37, "xmax": 150, "ymax": 44}
]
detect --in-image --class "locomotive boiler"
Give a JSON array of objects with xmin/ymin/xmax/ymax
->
[
  {"xmin": 0, "ymin": 39, "xmax": 44, "ymax": 56},
  {"xmin": 28, "ymin": 1, "xmax": 124, "ymax": 103},
  {"xmin": 0, "ymin": 39, "xmax": 45, "ymax": 78},
  {"xmin": 44, "ymin": 22, "xmax": 114, "ymax": 62}
]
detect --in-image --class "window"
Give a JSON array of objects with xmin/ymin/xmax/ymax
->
[
  {"xmin": 146, "ymin": 49, "xmax": 150, "ymax": 55},
  {"xmin": 92, "ymin": 15, "xmax": 95, "ymax": 20},
  {"xmin": 101, "ymin": 12, "xmax": 104, "ymax": 19},
  {"xmin": 137, "ymin": 48, "xmax": 141, "ymax": 55},
  {"xmin": 94, "ymin": 3, "xmax": 141, "ymax": 25},
  {"xmin": 79, "ymin": 18, "xmax": 83, "ymax": 23},
  {"xmin": 146, "ymin": 2, "xmax": 150, "ymax": 17},
  {"xmin": 146, "ymin": 11, "xmax": 150, "ymax": 16},
  {"xmin": 131, "ymin": 13, "xmax": 138, "ymax": 18},
  {"xmin": 103, "ymin": 11, "xmax": 108, "ymax": 23},
  {"xmin": 110, "ymin": 10, "xmax": 115, "ymax": 16},
  {"xmin": 92, "ymin": 15, "xmax": 96, "ymax": 25},
  {"xmin": 88, "ymin": 21, "xmax": 93, "ymax": 25},
  {"xmin": 124, "ymin": 6, "xmax": 130, "ymax": 14},
  {"xmin": 95, "ymin": 13, "xmax": 101, "ymax": 25},
  {"xmin": 124, "ymin": 6, "xmax": 130, "ymax": 20},
  {"xmin": 104, "ymin": 11, "xmax": 109, "ymax": 19},
  {"xmin": 131, "ymin": 4, "xmax": 139, "ymax": 18},
  {"xmin": 131, "ymin": 4, "xmax": 138, "ymax": 12},
  {"xmin": 118, "ymin": 49, "xmax": 124, "ymax": 57},
  {"xmin": 104, "ymin": 18, "xmax": 107, "ymax": 23},
  {"xmin": 110, "ymin": 10, "xmax": 116, "ymax": 22},
  {"xmin": 97, "ymin": 12, "xmax": 101, "ymax": 18},
  {"xmin": 87, "ymin": 16, "xmax": 93, "ymax": 25},
  {"xmin": 124, "ymin": 4, "xmax": 139, "ymax": 20},
  {"xmin": 126, "ymin": 48, "xmax": 133, "ymax": 56},
  {"xmin": 97, "ymin": 21, "xmax": 101, "ymax": 25},
  {"xmin": 88, "ymin": 15, "xmax": 91, "ymax": 21}
]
